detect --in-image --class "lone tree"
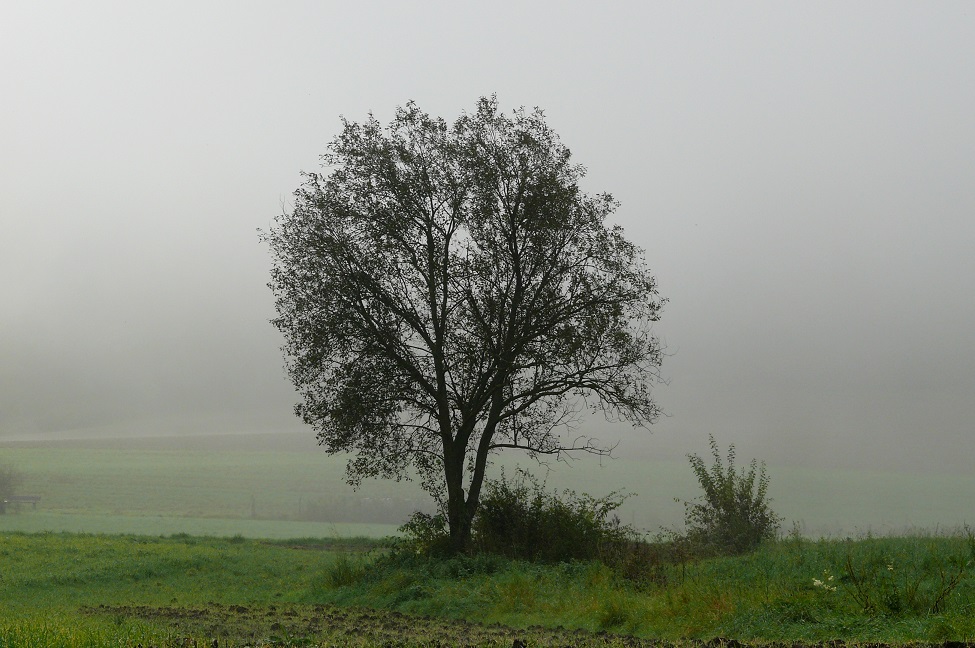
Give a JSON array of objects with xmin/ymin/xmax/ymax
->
[{"xmin": 266, "ymin": 97, "xmax": 666, "ymax": 552}]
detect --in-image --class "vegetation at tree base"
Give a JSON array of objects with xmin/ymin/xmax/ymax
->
[
  {"xmin": 265, "ymin": 96, "xmax": 666, "ymax": 553},
  {"xmin": 678, "ymin": 435, "xmax": 783, "ymax": 556},
  {"xmin": 395, "ymin": 469, "xmax": 636, "ymax": 564},
  {"xmin": 471, "ymin": 469, "xmax": 634, "ymax": 563},
  {"xmin": 394, "ymin": 470, "xmax": 681, "ymax": 589},
  {"xmin": 4, "ymin": 529, "xmax": 974, "ymax": 646},
  {"xmin": 388, "ymin": 436, "xmax": 783, "ymax": 592}
]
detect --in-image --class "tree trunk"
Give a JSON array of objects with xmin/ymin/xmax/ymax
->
[
  {"xmin": 447, "ymin": 505, "xmax": 473, "ymax": 554},
  {"xmin": 445, "ymin": 462, "xmax": 488, "ymax": 554},
  {"xmin": 443, "ymin": 444, "xmax": 472, "ymax": 554},
  {"xmin": 443, "ymin": 412, "xmax": 502, "ymax": 554}
]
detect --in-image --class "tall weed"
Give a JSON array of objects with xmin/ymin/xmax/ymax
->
[{"xmin": 679, "ymin": 435, "xmax": 782, "ymax": 555}]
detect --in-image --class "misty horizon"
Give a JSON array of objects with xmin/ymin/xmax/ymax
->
[{"xmin": 2, "ymin": 2, "xmax": 974, "ymax": 483}]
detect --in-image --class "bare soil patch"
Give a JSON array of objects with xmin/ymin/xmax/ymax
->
[
  {"xmin": 83, "ymin": 603, "xmax": 975, "ymax": 647},
  {"xmin": 86, "ymin": 602, "xmax": 665, "ymax": 646}
]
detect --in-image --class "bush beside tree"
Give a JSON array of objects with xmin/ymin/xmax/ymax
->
[
  {"xmin": 394, "ymin": 435, "xmax": 782, "ymax": 577},
  {"xmin": 396, "ymin": 469, "xmax": 638, "ymax": 565},
  {"xmin": 470, "ymin": 469, "xmax": 634, "ymax": 564},
  {"xmin": 678, "ymin": 435, "xmax": 782, "ymax": 555}
]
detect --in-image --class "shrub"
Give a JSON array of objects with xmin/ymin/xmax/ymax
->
[
  {"xmin": 392, "ymin": 469, "xmax": 659, "ymax": 583},
  {"xmin": 679, "ymin": 435, "xmax": 782, "ymax": 555},
  {"xmin": 395, "ymin": 511, "xmax": 452, "ymax": 557},
  {"xmin": 470, "ymin": 469, "xmax": 635, "ymax": 564},
  {"xmin": 600, "ymin": 537, "xmax": 678, "ymax": 587}
]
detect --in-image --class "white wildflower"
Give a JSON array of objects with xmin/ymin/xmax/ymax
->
[{"xmin": 813, "ymin": 570, "xmax": 837, "ymax": 592}]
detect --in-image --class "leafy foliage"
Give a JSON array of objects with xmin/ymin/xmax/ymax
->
[
  {"xmin": 265, "ymin": 96, "xmax": 666, "ymax": 551},
  {"xmin": 394, "ymin": 511, "xmax": 453, "ymax": 557},
  {"xmin": 393, "ymin": 470, "xmax": 636, "ymax": 566},
  {"xmin": 680, "ymin": 435, "xmax": 782, "ymax": 555},
  {"xmin": 470, "ymin": 469, "xmax": 634, "ymax": 564}
]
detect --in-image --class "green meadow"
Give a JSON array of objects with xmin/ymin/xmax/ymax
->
[
  {"xmin": 0, "ymin": 433, "xmax": 420, "ymax": 538},
  {"xmin": 3, "ymin": 433, "xmax": 975, "ymax": 645},
  {"xmin": 2, "ymin": 530, "xmax": 975, "ymax": 646},
  {"xmin": 3, "ymin": 431, "xmax": 974, "ymax": 539},
  {"xmin": 0, "ymin": 511, "xmax": 395, "ymax": 540},
  {"xmin": 0, "ymin": 532, "xmax": 373, "ymax": 646}
]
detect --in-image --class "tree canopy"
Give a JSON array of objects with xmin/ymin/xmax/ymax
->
[{"xmin": 265, "ymin": 96, "xmax": 666, "ymax": 551}]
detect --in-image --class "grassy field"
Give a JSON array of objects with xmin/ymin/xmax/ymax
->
[
  {"xmin": 325, "ymin": 532, "xmax": 975, "ymax": 644},
  {"xmin": 2, "ymin": 431, "xmax": 973, "ymax": 646},
  {"xmin": 2, "ymin": 431, "xmax": 974, "ymax": 538},
  {"xmin": 0, "ymin": 511, "xmax": 396, "ymax": 539},
  {"xmin": 0, "ymin": 433, "xmax": 432, "ymax": 540},
  {"xmin": 0, "ymin": 434, "xmax": 432, "ymax": 524},
  {"xmin": 0, "ymin": 531, "xmax": 377, "ymax": 646},
  {"xmin": 2, "ymin": 530, "xmax": 975, "ymax": 646}
]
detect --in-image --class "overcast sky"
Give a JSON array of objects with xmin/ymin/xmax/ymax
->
[{"xmin": 2, "ymin": 1, "xmax": 973, "ymax": 473}]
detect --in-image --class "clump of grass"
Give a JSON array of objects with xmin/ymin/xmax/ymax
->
[
  {"xmin": 594, "ymin": 590, "xmax": 636, "ymax": 631},
  {"xmin": 0, "ymin": 613, "xmax": 179, "ymax": 648},
  {"xmin": 0, "ymin": 530, "xmax": 344, "ymax": 615},
  {"xmin": 324, "ymin": 551, "xmax": 369, "ymax": 587}
]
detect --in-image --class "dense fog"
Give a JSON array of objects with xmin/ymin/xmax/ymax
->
[{"xmin": 2, "ymin": 2, "xmax": 974, "ymax": 529}]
